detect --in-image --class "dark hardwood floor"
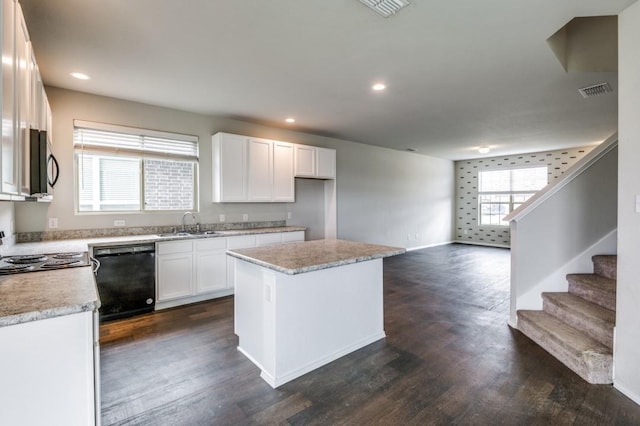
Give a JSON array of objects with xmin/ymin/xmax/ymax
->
[{"xmin": 99, "ymin": 243, "xmax": 640, "ymax": 425}]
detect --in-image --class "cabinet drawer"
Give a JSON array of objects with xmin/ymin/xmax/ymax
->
[
  {"xmin": 282, "ymin": 231, "xmax": 304, "ymax": 242},
  {"xmin": 227, "ymin": 235, "xmax": 256, "ymax": 249},
  {"xmin": 157, "ymin": 240, "xmax": 193, "ymax": 255},
  {"xmin": 195, "ymin": 237, "xmax": 227, "ymax": 251},
  {"xmin": 256, "ymin": 233, "xmax": 283, "ymax": 246}
]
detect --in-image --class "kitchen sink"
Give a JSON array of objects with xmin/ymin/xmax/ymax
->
[
  {"xmin": 156, "ymin": 232, "xmax": 190, "ymax": 237},
  {"xmin": 156, "ymin": 230, "xmax": 221, "ymax": 237},
  {"xmin": 187, "ymin": 231, "xmax": 221, "ymax": 236}
]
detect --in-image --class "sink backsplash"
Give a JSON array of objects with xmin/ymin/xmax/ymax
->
[{"xmin": 15, "ymin": 221, "xmax": 287, "ymax": 243}]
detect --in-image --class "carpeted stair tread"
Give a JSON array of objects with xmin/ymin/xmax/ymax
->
[
  {"xmin": 517, "ymin": 310, "xmax": 612, "ymax": 384},
  {"xmin": 592, "ymin": 255, "xmax": 617, "ymax": 280},
  {"xmin": 567, "ymin": 273, "xmax": 616, "ymax": 311},
  {"xmin": 542, "ymin": 292, "xmax": 615, "ymax": 349}
]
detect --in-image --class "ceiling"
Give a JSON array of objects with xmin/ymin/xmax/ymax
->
[{"xmin": 19, "ymin": 0, "xmax": 636, "ymax": 160}]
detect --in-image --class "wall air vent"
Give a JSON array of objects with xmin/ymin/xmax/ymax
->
[
  {"xmin": 578, "ymin": 82, "xmax": 613, "ymax": 98},
  {"xmin": 359, "ymin": 0, "xmax": 410, "ymax": 17}
]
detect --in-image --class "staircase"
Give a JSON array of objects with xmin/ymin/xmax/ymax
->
[{"xmin": 517, "ymin": 255, "xmax": 616, "ymax": 384}]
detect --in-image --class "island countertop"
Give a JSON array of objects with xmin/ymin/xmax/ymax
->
[{"xmin": 227, "ymin": 239, "xmax": 406, "ymax": 275}]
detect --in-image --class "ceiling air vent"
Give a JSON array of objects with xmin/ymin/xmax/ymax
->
[
  {"xmin": 578, "ymin": 82, "xmax": 613, "ymax": 98},
  {"xmin": 359, "ymin": 0, "xmax": 410, "ymax": 17}
]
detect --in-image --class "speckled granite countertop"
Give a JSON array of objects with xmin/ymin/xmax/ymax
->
[
  {"xmin": 0, "ymin": 226, "xmax": 305, "ymax": 327},
  {"xmin": 227, "ymin": 239, "xmax": 406, "ymax": 275},
  {"xmin": 0, "ymin": 267, "xmax": 99, "ymax": 327},
  {"xmin": 4, "ymin": 226, "xmax": 307, "ymax": 255}
]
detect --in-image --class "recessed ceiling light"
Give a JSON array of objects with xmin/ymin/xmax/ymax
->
[
  {"xmin": 478, "ymin": 146, "xmax": 491, "ymax": 154},
  {"xmin": 70, "ymin": 72, "xmax": 90, "ymax": 80},
  {"xmin": 285, "ymin": 117, "xmax": 296, "ymax": 123},
  {"xmin": 372, "ymin": 83, "xmax": 386, "ymax": 91}
]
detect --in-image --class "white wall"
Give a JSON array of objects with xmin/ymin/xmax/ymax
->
[
  {"xmin": 615, "ymin": 1, "xmax": 640, "ymax": 404},
  {"xmin": 335, "ymin": 141, "xmax": 454, "ymax": 249},
  {"xmin": 13, "ymin": 88, "xmax": 455, "ymax": 249},
  {"xmin": 455, "ymin": 146, "xmax": 595, "ymax": 247}
]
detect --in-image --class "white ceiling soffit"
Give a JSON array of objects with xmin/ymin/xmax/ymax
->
[
  {"xmin": 547, "ymin": 16, "xmax": 618, "ymax": 72},
  {"xmin": 359, "ymin": 0, "xmax": 411, "ymax": 17}
]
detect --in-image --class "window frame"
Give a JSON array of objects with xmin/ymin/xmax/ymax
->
[
  {"xmin": 73, "ymin": 121, "xmax": 199, "ymax": 214},
  {"xmin": 477, "ymin": 166, "xmax": 548, "ymax": 227}
]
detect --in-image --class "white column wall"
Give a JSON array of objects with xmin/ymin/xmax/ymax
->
[{"xmin": 615, "ymin": 0, "xmax": 640, "ymax": 404}]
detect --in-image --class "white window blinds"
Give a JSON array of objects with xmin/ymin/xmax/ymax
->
[{"xmin": 73, "ymin": 120, "xmax": 198, "ymax": 160}]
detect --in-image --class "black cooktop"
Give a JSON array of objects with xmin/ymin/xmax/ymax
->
[{"xmin": 0, "ymin": 252, "xmax": 90, "ymax": 275}]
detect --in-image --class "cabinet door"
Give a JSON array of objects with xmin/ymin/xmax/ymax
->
[
  {"xmin": 194, "ymin": 238, "xmax": 227, "ymax": 293},
  {"xmin": 195, "ymin": 250, "xmax": 227, "ymax": 293},
  {"xmin": 0, "ymin": 312, "xmax": 96, "ymax": 426},
  {"xmin": 1, "ymin": 0, "xmax": 18, "ymax": 195},
  {"xmin": 247, "ymin": 138, "xmax": 273, "ymax": 201},
  {"xmin": 212, "ymin": 133, "xmax": 247, "ymax": 202},
  {"xmin": 17, "ymin": 21, "xmax": 32, "ymax": 196},
  {"xmin": 273, "ymin": 141, "xmax": 294, "ymax": 202},
  {"xmin": 157, "ymin": 241, "xmax": 194, "ymax": 301},
  {"xmin": 316, "ymin": 147, "xmax": 336, "ymax": 179},
  {"xmin": 294, "ymin": 144, "xmax": 316, "ymax": 177}
]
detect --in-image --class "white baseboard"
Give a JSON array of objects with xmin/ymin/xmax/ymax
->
[
  {"xmin": 406, "ymin": 240, "xmax": 455, "ymax": 252},
  {"xmin": 154, "ymin": 288, "xmax": 234, "ymax": 310},
  {"xmin": 257, "ymin": 332, "xmax": 386, "ymax": 388},
  {"xmin": 614, "ymin": 378, "xmax": 640, "ymax": 405},
  {"xmin": 454, "ymin": 240, "xmax": 510, "ymax": 249}
]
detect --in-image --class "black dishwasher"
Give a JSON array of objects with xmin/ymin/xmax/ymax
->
[{"xmin": 93, "ymin": 243, "xmax": 156, "ymax": 321}]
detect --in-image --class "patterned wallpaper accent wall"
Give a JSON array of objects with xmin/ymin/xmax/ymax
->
[{"xmin": 455, "ymin": 145, "xmax": 595, "ymax": 247}]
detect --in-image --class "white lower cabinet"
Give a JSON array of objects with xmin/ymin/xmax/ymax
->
[
  {"xmin": 194, "ymin": 238, "xmax": 227, "ymax": 294},
  {"xmin": 157, "ymin": 232, "xmax": 304, "ymax": 309},
  {"xmin": 156, "ymin": 240, "xmax": 194, "ymax": 302},
  {"xmin": 0, "ymin": 311, "xmax": 97, "ymax": 426}
]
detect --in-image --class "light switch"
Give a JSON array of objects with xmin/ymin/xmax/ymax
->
[{"xmin": 636, "ymin": 195, "xmax": 640, "ymax": 213}]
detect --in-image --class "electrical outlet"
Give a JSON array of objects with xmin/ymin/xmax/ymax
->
[
  {"xmin": 48, "ymin": 218, "xmax": 58, "ymax": 229},
  {"xmin": 415, "ymin": 233, "xmax": 419, "ymax": 240},
  {"xmin": 114, "ymin": 220, "xmax": 126, "ymax": 227},
  {"xmin": 287, "ymin": 212, "xmax": 292, "ymax": 220},
  {"xmin": 243, "ymin": 214, "xmax": 249, "ymax": 222},
  {"xmin": 407, "ymin": 233, "xmax": 411, "ymax": 241},
  {"xmin": 219, "ymin": 214, "xmax": 226, "ymax": 222}
]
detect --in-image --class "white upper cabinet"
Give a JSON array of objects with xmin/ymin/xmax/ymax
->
[
  {"xmin": 247, "ymin": 138, "xmax": 273, "ymax": 201},
  {"xmin": 212, "ymin": 132, "xmax": 248, "ymax": 202},
  {"xmin": 212, "ymin": 132, "xmax": 295, "ymax": 203},
  {"xmin": 17, "ymin": 8, "xmax": 31, "ymax": 196},
  {"xmin": 316, "ymin": 147, "xmax": 336, "ymax": 179},
  {"xmin": 294, "ymin": 144, "xmax": 336, "ymax": 179},
  {"xmin": 1, "ymin": 0, "xmax": 19, "ymax": 195},
  {"xmin": 293, "ymin": 144, "xmax": 315, "ymax": 177},
  {"xmin": 0, "ymin": 0, "xmax": 52, "ymax": 198},
  {"xmin": 272, "ymin": 141, "xmax": 295, "ymax": 202}
]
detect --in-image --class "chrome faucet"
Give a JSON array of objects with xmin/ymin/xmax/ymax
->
[{"xmin": 181, "ymin": 211, "xmax": 197, "ymax": 232}]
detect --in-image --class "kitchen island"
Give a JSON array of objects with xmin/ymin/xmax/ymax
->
[{"xmin": 227, "ymin": 239, "xmax": 405, "ymax": 388}]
